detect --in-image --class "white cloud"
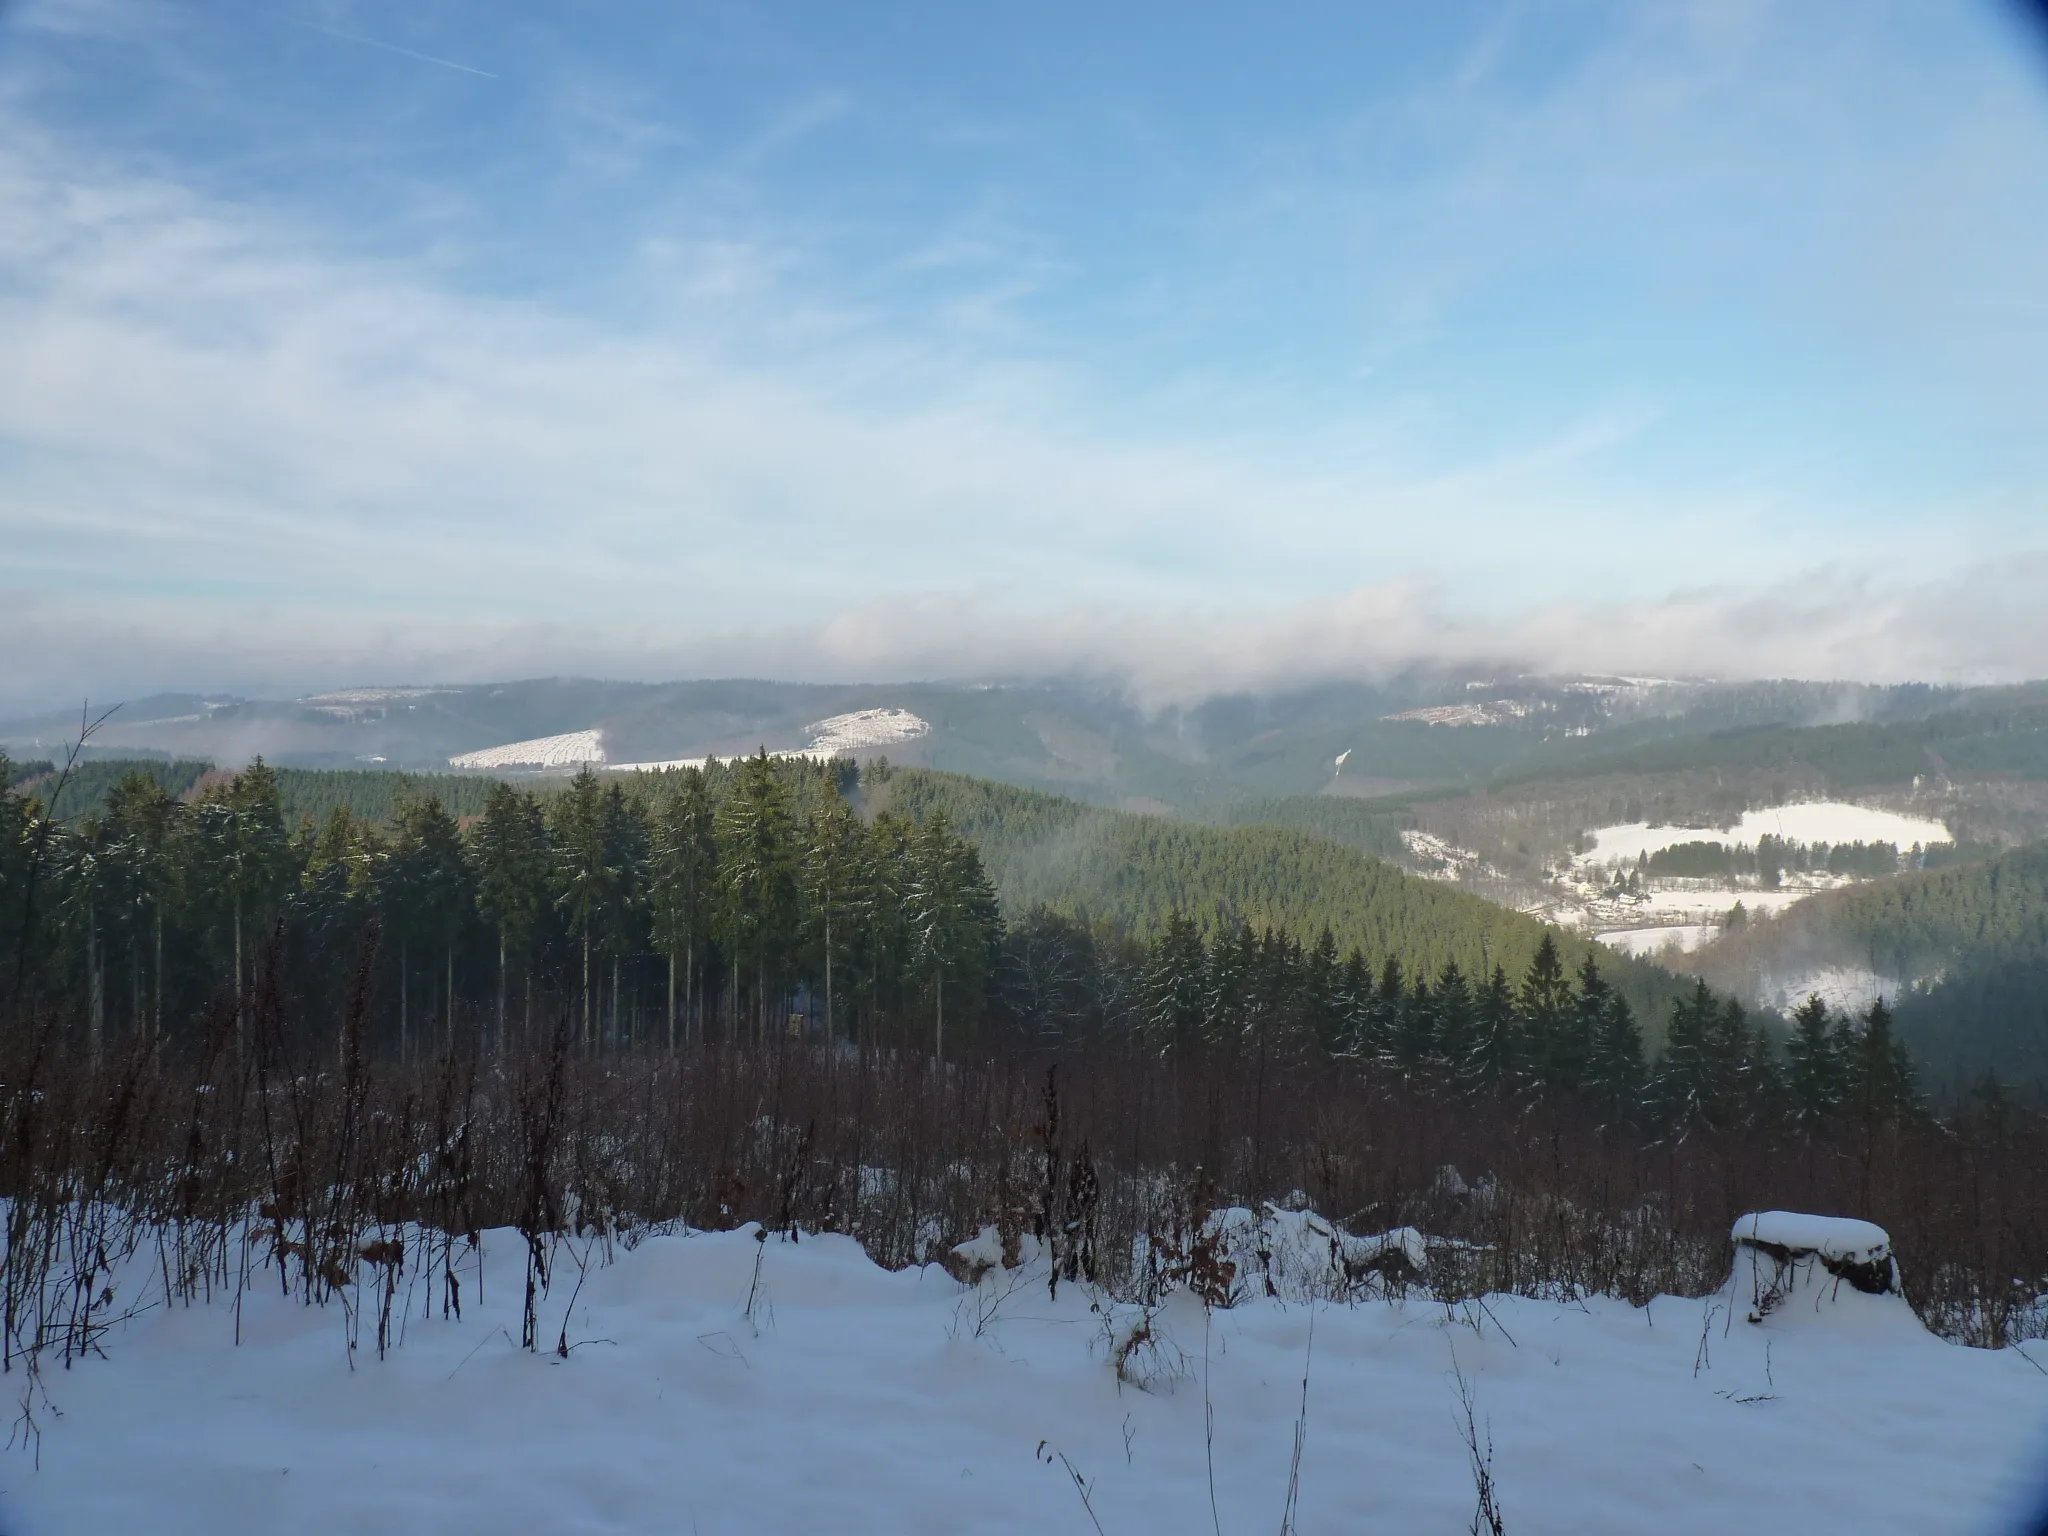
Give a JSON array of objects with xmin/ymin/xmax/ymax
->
[{"xmin": 3, "ymin": 1, "xmax": 2047, "ymax": 712}]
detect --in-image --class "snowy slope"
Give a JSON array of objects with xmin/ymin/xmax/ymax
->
[
  {"xmin": 10, "ymin": 1223, "xmax": 2048, "ymax": 1535},
  {"xmin": 448, "ymin": 729, "xmax": 606, "ymax": 770}
]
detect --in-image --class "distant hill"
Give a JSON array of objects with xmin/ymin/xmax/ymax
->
[
  {"xmin": 10, "ymin": 675, "xmax": 2029, "ymax": 815},
  {"xmin": 1688, "ymin": 844, "xmax": 2048, "ymax": 1092},
  {"xmin": 866, "ymin": 767, "xmax": 1701, "ymax": 1039}
]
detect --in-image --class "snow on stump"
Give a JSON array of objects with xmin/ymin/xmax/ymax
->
[
  {"xmin": 943, "ymin": 1225, "xmax": 1018, "ymax": 1286},
  {"xmin": 1730, "ymin": 1211, "xmax": 1897, "ymax": 1324}
]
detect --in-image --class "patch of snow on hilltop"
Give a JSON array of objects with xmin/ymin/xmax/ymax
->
[
  {"xmin": 1382, "ymin": 700, "xmax": 1530, "ymax": 727},
  {"xmin": 805, "ymin": 707, "xmax": 930, "ymax": 755},
  {"xmin": 449, "ymin": 729, "xmax": 605, "ymax": 770}
]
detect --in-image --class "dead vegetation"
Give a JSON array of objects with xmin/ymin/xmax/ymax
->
[{"xmin": 3, "ymin": 928, "xmax": 2047, "ymax": 1437}]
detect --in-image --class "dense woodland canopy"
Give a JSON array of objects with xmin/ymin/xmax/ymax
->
[{"xmin": 0, "ymin": 750, "xmax": 1924, "ymax": 1137}]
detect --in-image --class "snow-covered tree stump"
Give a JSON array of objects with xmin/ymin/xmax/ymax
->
[{"xmin": 1730, "ymin": 1211, "xmax": 1897, "ymax": 1323}]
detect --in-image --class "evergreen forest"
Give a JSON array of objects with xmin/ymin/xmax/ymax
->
[{"xmin": 0, "ymin": 750, "xmax": 1924, "ymax": 1136}]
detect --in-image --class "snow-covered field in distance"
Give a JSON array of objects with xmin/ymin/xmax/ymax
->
[
  {"xmin": 805, "ymin": 706, "xmax": 930, "ymax": 754},
  {"xmin": 1595, "ymin": 923, "xmax": 1720, "ymax": 959},
  {"xmin": 451, "ymin": 709, "xmax": 932, "ymax": 775},
  {"xmin": 1582, "ymin": 802, "xmax": 1953, "ymax": 867},
  {"xmin": 14, "ymin": 1221, "xmax": 2048, "ymax": 1535},
  {"xmin": 448, "ymin": 728, "xmax": 606, "ymax": 770}
]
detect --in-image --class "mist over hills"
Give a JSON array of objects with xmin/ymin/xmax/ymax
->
[{"xmin": 2, "ymin": 671, "xmax": 2026, "ymax": 808}]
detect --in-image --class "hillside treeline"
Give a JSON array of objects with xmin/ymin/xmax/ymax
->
[
  {"xmin": 3, "ymin": 749, "xmax": 1936, "ymax": 1137},
  {"xmin": 871, "ymin": 767, "xmax": 1701, "ymax": 1033},
  {"xmin": 1, "ymin": 752, "xmax": 1000, "ymax": 1061}
]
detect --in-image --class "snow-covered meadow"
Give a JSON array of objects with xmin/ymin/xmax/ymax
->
[
  {"xmin": 1579, "ymin": 802, "xmax": 1954, "ymax": 869},
  {"xmin": 10, "ymin": 1217, "xmax": 2048, "ymax": 1535}
]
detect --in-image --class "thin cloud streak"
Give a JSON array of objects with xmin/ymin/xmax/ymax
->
[{"xmin": 291, "ymin": 19, "xmax": 499, "ymax": 80}]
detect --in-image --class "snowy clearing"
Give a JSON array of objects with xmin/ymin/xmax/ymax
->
[
  {"xmin": 448, "ymin": 729, "xmax": 606, "ymax": 770},
  {"xmin": 11, "ymin": 1222, "xmax": 2048, "ymax": 1535},
  {"xmin": 1755, "ymin": 964, "xmax": 1909, "ymax": 1018},
  {"xmin": 1595, "ymin": 923, "xmax": 1719, "ymax": 958},
  {"xmin": 805, "ymin": 707, "xmax": 930, "ymax": 754},
  {"xmin": 1581, "ymin": 802, "xmax": 1952, "ymax": 867}
]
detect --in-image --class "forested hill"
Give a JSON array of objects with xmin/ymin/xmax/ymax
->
[
  {"xmin": 867, "ymin": 767, "xmax": 1699, "ymax": 1036},
  {"xmin": 1489, "ymin": 702, "xmax": 2048, "ymax": 793},
  {"xmin": 1695, "ymin": 844, "xmax": 2048, "ymax": 1091},
  {"xmin": 19, "ymin": 760, "xmax": 509, "ymax": 827}
]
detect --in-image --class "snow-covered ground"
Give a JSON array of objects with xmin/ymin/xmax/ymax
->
[
  {"xmin": 461, "ymin": 710, "xmax": 932, "ymax": 775},
  {"xmin": 1581, "ymin": 802, "xmax": 1953, "ymax": 868},
  {"xmin": 449, "ymin": 728, "xmax": 606, "ymax": 770},
  {"xmin": 805, "ymin": 707, "xmax": 930, "ymax": 754},
  {"xmin": 1754, "ymin": 964, "xmax": 1910, "ymax": 1018},
  {"xmin": 1595, "ymin": 923, "xmax": 1719, "ymax": 959},
  {"xmin": 12, "ymin": 1221, "xmax": 2048, "ymax": 1535}
]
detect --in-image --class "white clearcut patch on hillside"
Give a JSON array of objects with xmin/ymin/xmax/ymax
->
[
  {"xmin": 1582, "ymin": 802, "xmax": 1952, "ymax": 866},
  {"xmin": 805, "ymin": 707, "xmax": 930, "ymax": 754},
  {"xmin": 1596, "ymin": 923, "xmax": 1720, "ymax": 958},
  {"xmin": 1757, "ymin": 964, "xmax": 1906, "ymax": 1018},
  {"xmin": 448, "ymin": 729, "xmax": 605, "ymax": 770},
  {"xmin": 15, "ymin": 1222, "xmax": 2048, "ymax": 1535}
]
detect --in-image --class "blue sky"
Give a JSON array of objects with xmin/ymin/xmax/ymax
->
[{"xmin": 2, "ymin": 0, "xmax": 2047, "ymax": 703}]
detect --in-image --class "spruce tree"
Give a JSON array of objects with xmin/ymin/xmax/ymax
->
[
  {"xmin": 1465, "ymin": 963, "xmax": 1521, "ymax": 1100},
  {"xmin": 1784, "ymin": 994, "xmax": 1842, "ymax": 1131},
  {"xmin": 1519, "ymin": 934, "xmax": 1572, "ymax": 1097},
  {"xmin": 471, "ymin": 784, "xmax": 550, "ymax": 1051}
]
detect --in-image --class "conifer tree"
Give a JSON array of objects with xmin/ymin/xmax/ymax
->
[
  {"xmin": 1432, "ymin": 960, "xmax": 1476, "ymax": 1094},
  {"xmin": 1584, "ymin": 984, "xmax": 1645, "ymax": 1130},
  {"xmin": 716, "ymin": 753, "xmax": 798, "ymax": 1044},
  {"xmin": 647, "ymin": 769, "xmax": 717, "ymax": 1049},
  {"xmin": 101, "ymin": 771, "xmax": 185, "ymax": 1042},
  {"xmin": 472, "ymin": 784, "xmax": 551, "ymax": 1050},
  {"xmin": 550, "ymin": 768, "xmax": 624, "ymax": 1051},
  {"xmin": 1143, "ymin": 910, "xmax": 1207, "ymax": 1055},
  {"xmin": 1465, "ymin": 962, "xmax": 1521, "ymax": 1099},
  {"xmin": 799, "ymin": 788, "xmax": 864, "ymax": 1043},
  {"xmin": 1519, "ymin": 934, "xmax": 1573, "ymax": 1097},
  {"xmin": 1785, "ymin": 994, "xmax": 1843, "ymax": 1130}
]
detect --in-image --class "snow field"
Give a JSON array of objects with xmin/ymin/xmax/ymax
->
[
  {"xmin": 804, "ymin": 707, "xmax": 930, "ymax": 754},
  {"xmin": 448, "ymin": 729, "xmax": 606, "ymax": 770},
  {"xmin": 1581, "ymin": 802, "xmax": 1952, "ymax": 868},
  {"xmin": 1595, "ymin": 923, "xmax": 1720, "ymax": 958},
  {"xmin": 11, "ymin": 1222, "xmax": 2048, "ymax": 1534}
]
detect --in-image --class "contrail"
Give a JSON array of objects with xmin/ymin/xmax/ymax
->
[{"xmin": 294, "ymin": 19, "xmax": 498, "ymax": 79}]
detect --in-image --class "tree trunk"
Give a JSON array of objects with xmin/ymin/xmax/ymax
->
[
  {"xmin": 582, "ymin": 931, "xmax": 591, "ymax": 1053},
  {"xmin": 447, "ymin": 943, "xmax": 455, "ymax": 1052},
  {"xmin": 668, "ymin": 951, "xmax": 677, "ymax": 1053},
  {"xmin": 934, "ymin": 971, "xmax": 943, "ymax": 1065},
  {"xmin": 233, "ymin": 893, "xmax": 244, "ymax": 1049},
  {"xmin": 611, "ymin": 955, "xmax": 620, "ymax": 1052},
  {"xmin": 497, "ymin": 929, "xmax": 507, "ymax": 1057},
  {"xmin": 400, "ymin": 937, "xmax": 409, "ymax": 1062},
  {"xmin": 87, "ymin": 903, "xmax": 102, "ymax": 1059},
  {"xmin": 153, "ymin": 907, "xmax": 163, "ymax": 1044},
  {"xmin": 825, "ymin": 911, "xmax": 834, "ymax": 1043}
]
